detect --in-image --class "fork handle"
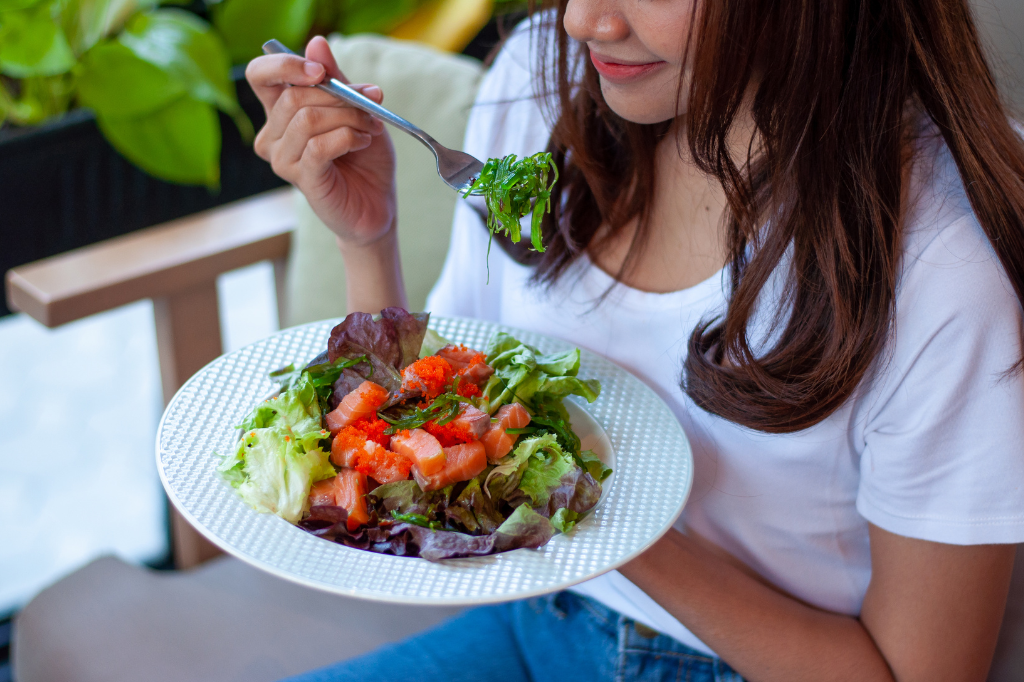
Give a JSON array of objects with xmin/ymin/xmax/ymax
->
[{"xmin": 261, "ymin": 40, "xmax": 442, "ymax": 155}]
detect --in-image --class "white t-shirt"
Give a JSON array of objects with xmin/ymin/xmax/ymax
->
[{"xmin": 425, "ymin": 23, "xmax": 1024, "ymax": 657}]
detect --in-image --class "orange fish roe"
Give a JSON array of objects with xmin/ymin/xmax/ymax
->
[
  {"xmin": 345, "ymin": 415, "xmax": 390, "ymax": 448},
  {"xmin": 353, "ymin": 443, "xmax": 413, "ymax": 484},
  {"xmin": 401, "ymin": 356, "xmax": 454, "ymax": 398},
  {"xmin": 456, "ymin": 381, "xmax": 481, "ymax": 398},
  {"xmin": 423, "ymin": 419, "xmax": 475, "ymax": 448}
]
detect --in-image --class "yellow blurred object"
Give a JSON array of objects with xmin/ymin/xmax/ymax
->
[{"xmin": 389, "ymin": 0, "xmax": 494, "ymax": 53}]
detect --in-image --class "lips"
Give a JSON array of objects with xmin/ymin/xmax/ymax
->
[{"xmin": 589, "ymin": 52, "xmax": 666, "ymax": 82}]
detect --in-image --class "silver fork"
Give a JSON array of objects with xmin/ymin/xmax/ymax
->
[{"xmin": 262, "ymin": 39, "xmax": 485, "ymax": 192}]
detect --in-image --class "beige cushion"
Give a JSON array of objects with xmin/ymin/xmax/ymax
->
[
  {"xmin": 12, "ymin": 555, "xmax": 461, "ymax": 682},
  {"xmin": 284, "ymin": 35, "xmax": 484, "ymax": 326}
]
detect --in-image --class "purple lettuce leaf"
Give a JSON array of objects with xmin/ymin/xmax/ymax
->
[
  {"xmin": 381, "ymin": 308, "xmax": 431, "ymax": 369},
  {"xmin": 326, "ymin": 308, "xmax": 429, "ymax": 407},
  {"xmin": 299, "ymin": 503, "xmax": 554, "ymax": 562},
  {"xmin": 327, "ymin": 308, "xmax": 429, "ymax": 370},
  {"xmin": 541, "ymin": 468, "xmax": 602, "ymax": 518}
]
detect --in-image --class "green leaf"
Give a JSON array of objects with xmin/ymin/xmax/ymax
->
[
  {"xmin": 232, "ymin": 426, "xmax": 333, "ymax": 523},
  {"xmin": 60, "ymin": 0, "xmax": 160, "ymax": 55},
  {"xmin": 419, "ymin": 328, "xmax": 451, "ymax": 359},
  {"xmin": 518, "ymin": 437, "xmax": 575, "ymax": 508},
  {"xmin": 580, "ymin": 450, "xmax": 612, "ymax": 482},
  {"xmin": 77, "ymin": 38, "xmax": 185, "ymax": 116},
  {"xmin": 97, "ymin": 95, "xmax": 221, "ymax": 187},
  {"xmin": 550, "ymin": 507, "xmax": 578, "ymax": 534},
  {"xmin": 0, "ymin": 1, "xmax": 77, "ymax": 77},
  {"xmin": 0, "ymin": 0, "xmax": 45, "ymax": 11},
  {"xmin": 494, "ymin": 504, "xmax": 554, "ymax": 545},
  {"xmin": 337, "ymin": 0, "xmax": 418, "ymax": 35},
  {"xmin": 1, "ymin": 72, "xmax": 73, "ymax": 123},
  {"xmin": 212, "ymin": 0, "xmax": 316, "ymax": 65},
  {"xmin": 120, "ymin": 9, "xmax": 240, "ymax": 116}
]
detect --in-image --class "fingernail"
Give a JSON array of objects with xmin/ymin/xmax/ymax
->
[
  {"xmin": 363, "ymin": 85, "xmax": 381, "ymax": 100},
  {"xmin": 304, "ymin": 61, "xmax": 324, "ymax": 78}
]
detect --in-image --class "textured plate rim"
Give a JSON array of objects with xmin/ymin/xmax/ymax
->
[{"xmin": 156, "ymin": 316, "xmax": 693, "ymax": 605}]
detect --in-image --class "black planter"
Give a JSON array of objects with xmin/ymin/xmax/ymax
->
[{"xmin": 0, "ymin": 72, "xmax": 287, "ymax": 317}]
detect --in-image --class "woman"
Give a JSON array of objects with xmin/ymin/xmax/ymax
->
[{"xmin": 245, "ymin": 1, "xmax": 1024, "ymax": 680}]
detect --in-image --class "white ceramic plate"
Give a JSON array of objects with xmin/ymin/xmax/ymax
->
[{"xmin": 157, "ymin": 316, "xmax": 692, "ymax": 605}]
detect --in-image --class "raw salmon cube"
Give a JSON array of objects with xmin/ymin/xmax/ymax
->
[
  {"xmin": 308, "ymin": 477, "xmax": 338, "ymax": 508},
  {"xmin": 480, "ymin": 425, "xmax": 514, "ymax": 462},
  {"xmin": 353, "ymin": 441, "xmax": 412, "ymax": 485},
  {"xmin": 331, "ymin": 429, "xmax": 372, "ymax": 468},
  {"xmin": 496, "ymin": 403, "xmax": 531, "ymax": 430},
  {"xmin": 437, "ymin": 344, "xmax": 494, "ymax": 386},
  {"xmin": 306, "ymin": 469, "xmax": 369, "ymax": 531},
  {"xmin": 400, "ymin": 356, "xmax": 453, "ymax": 398},
  {"xmin": 325, "ymin": 381, "xmax": 388, "ymax": 433},
  {"xmin": 390, "ymin": 428, "xmax": 446, "ymax": 476},
  {"xmin": 413, "ymin": 441, "xmax": 487, "ymax": 492},
  {"xmin": 450, "ymin": 403, "xmax": 491, "ymax": 439}
]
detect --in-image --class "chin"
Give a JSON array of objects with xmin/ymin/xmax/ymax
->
[{"xmin": 600, "ymin": 82, "xmax": 680, "ymax": 125}]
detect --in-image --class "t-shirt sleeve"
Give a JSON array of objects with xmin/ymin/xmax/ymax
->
[
  {"xmin": 425, "ymin": 18, "xmax": 554, "ymax": 319},
  {"xmin": 856, "ymin": 215, "xmax": 1024, "ymax": 545}
]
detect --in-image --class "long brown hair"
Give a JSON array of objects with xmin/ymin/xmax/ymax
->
[{"xmin": 500, "ymin": 0, "xmax": 1024, "ymax": 433}]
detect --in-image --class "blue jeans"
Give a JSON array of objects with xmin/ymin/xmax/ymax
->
[{"xmin": 282, "ymin": 591, "xmax": 744, "ymax": 682}]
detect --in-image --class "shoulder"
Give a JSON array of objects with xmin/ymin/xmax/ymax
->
[{"xmin": 896, "ymin": 122, "xmax": 1022, "ymax": 342}]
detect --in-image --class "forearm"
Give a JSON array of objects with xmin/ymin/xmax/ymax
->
[
  {"xmin": 337, "ymin": 224, "xmax": 407, "ymax": 314},
  {"xmin": 619, "ymin": 530, "xmax": 895, "ymax": 682}
]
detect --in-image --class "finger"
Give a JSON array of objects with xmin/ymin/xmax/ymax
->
[
  {"xmin": 245, "ymin": 53, "xmax": 326, "ymax": 111},
  {"xmin": 299, "ymin": 127, "xmax": 373, "ymax": 180},
  {"xmin": 273, "ymin": 106, "xmax": 383, "ymax": 168},
  {"xmin": 349, "ymin": 83, "xmax": 384, "ymax": 105},
  {"xmin": 305, "ymin": 35, "xmax": 348, "ymax": 83},
  {"xmin": 256, "ymin": 85, "xmax": 384, "ymax": 157}
]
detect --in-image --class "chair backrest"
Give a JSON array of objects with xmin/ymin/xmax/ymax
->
[
  {"xmin": 974, "ymin": 0, "xmax": 1024, "ymax": 112},
  {"xmin": 283, "ymin": 34, "xmax": 484, "ymax": 326}
]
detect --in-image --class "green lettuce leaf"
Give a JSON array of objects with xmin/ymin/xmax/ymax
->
[
  {"xmin": 419, "ymin": 328, "xmax": 451, "ymax": 359},
  {"xmin": 221, "ymin": 369, "xmax": 333, "ymax": 523},
  {"xmin": 232, "ymin": 426, "xmax": 333, "ymax": 523},
  {"xmin": 238, "ymin": 372, "xmax": 322, "ymax": 438},
  {"xmin": 580, "ymin": 450, "xmax": 613, "ymax": 482},
  {"xmin": 494, "ymin": 504, "xmax": 554, "ymax": 545},
  {"xmin": 550, "ymin": 507, "xmax": 579, "ymax": 534},
  {"xmin": 482, "ymin": 333, "xmax": 601, "ymax": 412},
  {"xmin": 483, "ymin": 433, "xmax": 557, "ymax": 500},
  {"xmin": 518, "ymin": 437, "xmax": 576, "ymax": 508}
]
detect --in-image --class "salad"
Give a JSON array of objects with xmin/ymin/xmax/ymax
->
[
  {"xmin": 218, "ymin": 308, "xmax": 611, "ymax": 561},
  {"xmin": 463, "ymin": 152, "xmax": 558, "ymax": 254}
]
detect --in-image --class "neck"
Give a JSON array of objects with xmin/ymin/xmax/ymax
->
[{"xmin": 590, "ymin": 106, "xmax": 757, "ymax": 293}]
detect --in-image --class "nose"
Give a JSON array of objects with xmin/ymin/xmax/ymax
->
[{"xmin": 564, "ymin": 0, "xmax": 631, "ymax": 44}]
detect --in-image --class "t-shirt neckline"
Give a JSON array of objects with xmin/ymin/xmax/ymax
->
[{"xmin": 574, "ymin": 252, "xmax": 728, "ymax": 312}]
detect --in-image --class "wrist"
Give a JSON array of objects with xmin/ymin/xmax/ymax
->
[{"xmin": 336, "ymin": 222, "xmax": 407, "ymax": 313}]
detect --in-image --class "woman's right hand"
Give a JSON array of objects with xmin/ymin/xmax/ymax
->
[{"xmin": 245, "ymin": 36, "xmax": 397, "ymax": 247}]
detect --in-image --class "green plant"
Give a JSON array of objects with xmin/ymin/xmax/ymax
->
[
  {"xmin": 0, "ymin": 0, "xmax": 250, "ymax": 187},
  {"xmin": 207, "ymin": 0, "xmax": 430, "ymax": 65}
]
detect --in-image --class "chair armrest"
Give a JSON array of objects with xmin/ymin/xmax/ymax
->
[
  {"xmin": 5, "ymin": 187, "xmax": 295, "ymax": 327},
  {"xmin": 4, "ymin": 186, "xmax": 298, "ymax": 570}
]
